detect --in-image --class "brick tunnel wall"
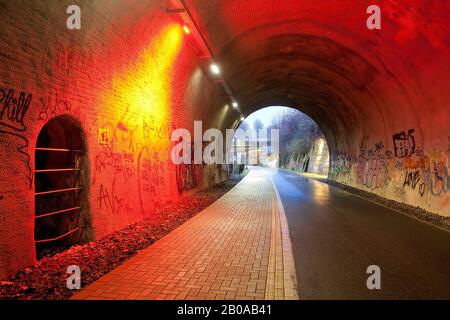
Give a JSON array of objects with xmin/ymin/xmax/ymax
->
[
  {"xmin": 184, "ymin": 0, "xmax": 450, "ymax": 220},
  {"xmin": 0, "ymin": 0, "xmax": 232, "ymax": 278},
  {"xmin": 1, "ymin": 0, "xmax": 449, "ymax": 279}
]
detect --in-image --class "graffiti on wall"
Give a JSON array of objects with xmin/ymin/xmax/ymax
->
[
  {"xmin": 113, "ymin": 108, "xmax": 140, "ymax": 153},
  {"xmin": 400, "ymin": 146, "xmax": 427, "ymax": 197},
  {"xmin": 98, "ymin": 128, "xmax": 110, "ymax": 145},
  {"xmin": 143, "ymin": 116, "xmax": 172, "ymax": 141},
  {"xmin": 175, "ymin": 142, "xmax": 200, "ymax": 193},
  {"xmin": 356, "ymin": 142, "xmax": 389, "ymax": 190},
  {"xmin": 38, "ymin": 91, "xmax": 70, "ymax": 122},
  {"xmin": 37, "ymin": 90, "xmax": 97, "ymax": 135},
  {"xmin": 392, "ymin": 129, "xmax": 449, "ymax": 199},
  {"xmin": 95, "ymin": 148, "xmax": 135, "ymax": 216},
  {"xmin": 94, "ymin": 107, "xmax": 182, "ymax": 218},
  {"xmin": 393, "ymin": 129, "xmax": 415, "ymax": 158},
  {"xmin": 0, "ymin": 88, "xmax": 33, "ymax": 187},
  {"xmin": 93, "ymin": 147, "xmax": 135, "ymax": 184},
  {"xmin": 401, "ymin": 156, "xmax": 449, "ymax": 198},
  {"xmin": 176, "ymin": 163, "xmax": 199, "ymax": 192},
  {"xmin": 0, "ymin": 88, "xmax": 31, "ymax": 131},
  {"xmin": 93, "ymin": 108, "xmax": 147, "ymax": 216},
  {"xmin": 137, "ymin": 146, "xmax": 171, "ymax": 215},
  {"xmin": 428, "ymin": 160, "xmax": 449, "ymax": 197},
  {"xmin": 330, "ymin": 128, "xmax": 449, "ymax": 203},
  {"xmin": 98, "ymin": 183, "xmax": 132, "ymax": 216},
  {"xmin": 403, "ymin": 169, "xmax": 425, "ymax": 196}
]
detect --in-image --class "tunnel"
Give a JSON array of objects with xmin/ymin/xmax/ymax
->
[
  {"xmin": 0, "ymin": 0, "xmax": 449, "ymax": 291},
  {"xmin": 34, "ymin": 115, "xmax": 92, "ymax": 258}
]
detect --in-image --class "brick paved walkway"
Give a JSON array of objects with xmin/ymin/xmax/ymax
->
[{"xmin": 72, "ymin": 167, "xmax": 298, "ymax": 300}]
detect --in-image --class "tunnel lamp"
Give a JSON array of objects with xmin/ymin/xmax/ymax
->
[
  {"xmin": 183, "ymin": 25, "xmax": 191, "ymax": 34},
  {"xmin": 210, "ymin": 63, "xmax": 221, "ymax": 75},
  {"xmin": 232, "ymin": 102, "xmax": 239, "ymax": 108},
  {"xmin": 240, "ymin": 116, "xmax": 245, "ymax": 121}
]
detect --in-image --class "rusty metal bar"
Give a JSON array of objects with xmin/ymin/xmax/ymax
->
[
  {"xmin": 34, "ymin": 187, "xmax": 81, "ymax": 196},
  {"xmin": 35, "ymin": 206, "xmax": 81, "ymax": 219},
  {"xmin": 34, "ymin": 227, "xmax": 80, "ymax": 244},
  {"xmin": 35, "ymin": 147, "xmax": 82, "ymax": 152},
  {"xmin": 34, "ymin": 168, "xmax": 80, "ymax": 173}
]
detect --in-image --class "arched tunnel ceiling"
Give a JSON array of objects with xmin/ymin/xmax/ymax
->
[{"xmin": 184, "ymin": 0, "xmax": 450, "ymax": 153}]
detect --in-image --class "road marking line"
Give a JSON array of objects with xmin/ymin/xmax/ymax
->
[{"xmin": 269, "ymin": 175, "xmax": 299, "ymax": 300}]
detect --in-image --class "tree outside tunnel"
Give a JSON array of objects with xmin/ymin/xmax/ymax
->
[{"xmin": 232, "ymin": 107, "xmax": 330, "ymax": 176}]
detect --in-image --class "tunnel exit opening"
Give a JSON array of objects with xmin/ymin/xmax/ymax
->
[
  {"xmin": 234, "ymin": 106, "xmax": 330, "ymax": 176},
  {"xmin": 34, "ymin": 115, "xmax": 92, "ymax": 259}
]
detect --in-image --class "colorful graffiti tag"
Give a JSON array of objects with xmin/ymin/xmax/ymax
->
[{"xmin": 356, "ymin": 142, "xmax": 388, "ymax": 190}]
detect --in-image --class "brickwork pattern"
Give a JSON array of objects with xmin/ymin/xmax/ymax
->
[
  {"xmin": 0, "ymin": 0, "xmax": 230, "ymax": 277},
  {"xmin": 72, "ymin": 169, "xmax": 298, "ymax": 300}
]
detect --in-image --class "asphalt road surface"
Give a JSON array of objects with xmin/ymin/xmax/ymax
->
[{"xmin": 271, "ymin": 169, "xmax": 450, "ymax": 299}]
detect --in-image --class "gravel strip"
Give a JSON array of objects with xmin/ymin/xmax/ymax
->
[
  {"xmin": 0, "ymin": 178, "xmax": 241, "ymax": 300},
  {"xmin": 321, "ymin": 178, "xmax": 450, "ymax": 231}
]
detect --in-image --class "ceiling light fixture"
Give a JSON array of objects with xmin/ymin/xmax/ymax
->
[
  {"xmin": 183, "ymin": 25, "xmax": 191, "ymax": 34},
  {"xmin": 210, "ymin": 63, "xmax": 221, "ymax": 75}
]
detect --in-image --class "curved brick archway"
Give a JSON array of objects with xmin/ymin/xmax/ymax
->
[
  {"xmin": 184, "ymin": 0, "xmax": 449, "ymax": 215},
  {"xmin": 0, "ymin": 0, "xmax": 448, "ymax": 277}
]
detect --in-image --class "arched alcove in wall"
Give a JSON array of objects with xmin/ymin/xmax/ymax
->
[{"xmin": 34, "ymin": 115, "xmax": 93, "ymax": 258}]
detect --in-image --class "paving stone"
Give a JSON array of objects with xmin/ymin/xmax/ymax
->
[{"xmin": 72, "ymin": 169, "xmax": 298, "ymax": 300}]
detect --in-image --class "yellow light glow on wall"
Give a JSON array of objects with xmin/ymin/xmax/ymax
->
[{"xmin": 101, "ymin": 24, "xmax": 183, "ymax": 151}]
